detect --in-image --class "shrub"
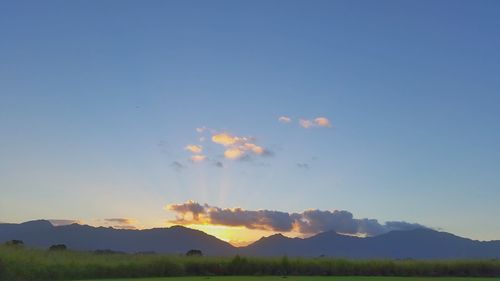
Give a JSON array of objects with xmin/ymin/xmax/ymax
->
[
  {"xmin": 185, "ymin": 249, "xmax": 203, "ymax": 257},
  {"xmin": 48, "ymin": 244, "xmax": 67, "ymax": 251},
  {"xmin": 4, "ymin": 240, "xmax": 23, "ymax": 247}
]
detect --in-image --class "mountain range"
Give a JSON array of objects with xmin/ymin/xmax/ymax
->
[{"xmin": 1, "ymin": 220, "xmax": 499, "ymax": 259}]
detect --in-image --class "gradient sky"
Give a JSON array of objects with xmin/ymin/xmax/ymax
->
[{"xmin": 1, "ymin": 0, "xmax": 500, "ymax": 245}]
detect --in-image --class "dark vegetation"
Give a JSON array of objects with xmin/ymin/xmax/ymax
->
[
  {"xmin": 4, "ymin": 240, "xmax": 23, "ymax": 246},
  {"xmin": 1, "ymin": 244, "xmax": 499, "ymax": 281},
  {"xmin": 49, "ymin": 244, "xmax": 67, "ymax": 251},
  {"xmin": 186, "ymin": 249, "xmax": 203, "ymax": 257}
]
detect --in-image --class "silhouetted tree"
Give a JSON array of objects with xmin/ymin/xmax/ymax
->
[
  {"xmin": 186, "ymin": 249, "xmax": 203, "ymax": 256},
  {"xmin": 49, "ymin": 244, "xmax": 67, "ymax": 251},
  {"xmin": 5, "ymin": 240, "xmax": 23, "ymax": 246}
]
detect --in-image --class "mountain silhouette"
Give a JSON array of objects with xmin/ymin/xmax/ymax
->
[
  {"xmin": 1, "ymin": 220, "xmax": 499, "ymax": 259},
  {"xmin": 0, "ymin": 220, "xmax": 233, "ymax": 256},
  {"xmin": 242, "ymin": 228, "xmax": 500, "ymax": 259}
]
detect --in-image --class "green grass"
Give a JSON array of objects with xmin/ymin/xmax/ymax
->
[
  {"xmin": 80, "ymin": 277, "xmax": 500, "ymax": 281},
  {"xmin": 1, "ymin": 245, "xmax": 500, "ymax": 281}
]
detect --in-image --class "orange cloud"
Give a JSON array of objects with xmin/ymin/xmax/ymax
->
[
  {"xmin": 224, "ymin": 147, "xmax": 244, "ymax": 160},
  {"xmin": 211, "ymin": 132, "xmax": 270, "ymax": 160},
  {"xmin": 185, "ymin": 144, "xmax": 203, "ymax": 154},
  {"xmin": 243, "ymin": 143, "xmax": 264, "ymax": 155},
  {"xmin": 211, "ymin": 133, "xmax": 241, "ymax": 146},
  {"xmin": 314, "ymin": 117, "xmax": 332, "ymax": 127},
  {"xmin": 189, "ymin": 155, "xmax": 207, "ymax": 163},
  {"xmin": 299, "ymin": 117, "xmax": 332, "ymax": 128},
  {"xmin": 99, "ymin": 218, "xmax": 138, "ymax": 230}
]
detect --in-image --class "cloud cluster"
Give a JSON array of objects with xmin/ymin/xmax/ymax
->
[
  {"xmin": 166, "ymin": 201, "xmax": 425, "ymax": 236},
  {"xmin": 182, "ymin": 128, "xmax": 272, "ymax": 164},
  {"xmin": 211, "ymin": 132, "xmax": 271, "ymax": 160},
  {"xmin": 299, "ymin": 117, "xmax": 332, "ymax": 128},
  {"xmin": 184, "ymin": 143, "xmax": 208, "ymax": 163},
  {"xmin": 278, "ymin": 116, "xmax": 332, "ymax": 129},
  {"xmin": 185, "ymin": 144, "xmax": 203, "ymax": 154},
  {"xmin": 179, "ymin": 114, "xmax": 332, "ymax": 166}
]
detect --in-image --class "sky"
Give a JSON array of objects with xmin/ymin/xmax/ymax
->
[{"xmin": 1, "ymin": 0, "xmax": 499, "ymax": 245}]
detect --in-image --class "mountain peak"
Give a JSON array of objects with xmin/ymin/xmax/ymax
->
[
  {"xmin": 20, "ymin": 220, "xmax": 53, "ymax": 228},
  {"xmin": 2, "ymin": 221, "xmax": 499, "ymax": 258}
]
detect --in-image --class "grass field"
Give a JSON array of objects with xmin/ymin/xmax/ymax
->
[
  {"xmin": 2, "ymin": 245, "xmax": 500, "ymax": 281},
  {"xmin": 81, "ymin": 277, "xmax": 500, "ymax": 281}
]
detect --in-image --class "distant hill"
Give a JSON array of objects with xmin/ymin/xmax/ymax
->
[
  {"xmin": 1, "ymin": 220, "xmax": 499, "ymax": 259},
  {"xmin": 242, "ymin": 228, "xmax": 500, "ymax": 259},
  {"xmin": 0, "ymin": 220, "xmax": 234, "ymax": 256}
]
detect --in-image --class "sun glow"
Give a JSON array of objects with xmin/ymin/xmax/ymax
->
[{"xmin": 177, "ymin": 224, "xmax": 275, "ymax": 247}]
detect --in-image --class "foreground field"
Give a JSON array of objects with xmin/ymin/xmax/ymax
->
[
  {"xmin": 1, "ymin": 245, "xmax": 500, "ymax": 281},
  {"xmin": 83, "ymin": 277, "xmax": 500, "ymax": 281}
]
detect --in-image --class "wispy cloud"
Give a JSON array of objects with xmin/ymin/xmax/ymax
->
[
  {"xmin": 297, "ymin": 163, "xmax": 309, "ymax": 169},
  {"xmin": 171, "ymin": 161, "xmax": 186, "ymax": 171},
  {"xmin": 101, "ymin": 218, "xmax": 137, "ymax": 229},
  {"xmin": 185, "ymin": 144, "xmax": 203, "ymax": 154},
  {"xmin": 189, "ymin": 155, "xmax": 207, "ymax": 163},
  {"xmin": 104, "ymin": 218, "xmax": 134, "ymax": 224},
  {"xmin": 166, "ymin": 201, "xmax": 425, "ymax": 236},
  {"xmin": 278, "ymin": 116, "xmax": 292, "ymax": 123},
  {"xmin": 299, "ymin": 117, "xmax": 332, "ymax": 128},
  {"xmin": 48, "ymin": 219, "xmax": 80, "ymax": 226}
]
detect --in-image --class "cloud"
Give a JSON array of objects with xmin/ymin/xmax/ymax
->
[
  {"xmin": 224, "ymin": 147, "xmax": 243, "ymax": 160},
  {"xmin": 299, "ymin": 117, "xmax": 332, "ymax": 128},
  {"xmin": 167, "ymin": 201, "xmax": 206, "ymax": 220},
  {"xmin": 102, "ymin": 218, "xmax": 137, "ymax": 229},
  {"xmin": 171, "ymin": 161, "xmax": 186, "ymax": 171},
  {"xmin": 212, "ymin": 133, "xmax": 240, "ymax": 146},
  {"xmin": 196, "ymin": 127, "xmax": 207, "ymax": 133},
  {"xmin": 211, "ymin": 132, "xmax": 272, "ymax": 160},
  {"xmin": 104, "ymin": 218, "xmax": 134, "ymax": 224},
  {"xmin": 299, "ymin": 119, "xmax": 314, "ymax": 128},
  {"xmin": 278, "ymin": 116, "xmax": 292, "ymax": 123},
  {"xmin": 297, "ymin": 163, "xmax": 309, "ymax": 169},
  {"xmin": 166, "ymin": 201, "xmax": 425, "ymax": 236},
  {"xmin": 48, "ymin": 219, "xmax": 80, "ymax": 226},
  {"xmin": 314, "ymin": 117, "xmax": 332, "ymax": 127},
  {"xmin": 189, "ymin": 155, "xmax": 207, "ymax": 163},
  {"xmin": 185, "ymin": 144, "xmax": 203, "ymax": 154}
]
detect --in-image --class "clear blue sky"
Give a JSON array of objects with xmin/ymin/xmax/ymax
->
[{"xmin": 1, "ymin": 0, "xmax": 499, "ymax": 241}]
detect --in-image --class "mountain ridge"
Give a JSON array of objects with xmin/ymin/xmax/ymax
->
[{"xmin": 1, "ymin": 220, "xmax": 499, "ymax": 259}]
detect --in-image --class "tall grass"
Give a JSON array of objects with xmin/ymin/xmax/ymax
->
[{"xmin": 1, "ymin": 245, "xmax": 499, "ymax": 281}]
